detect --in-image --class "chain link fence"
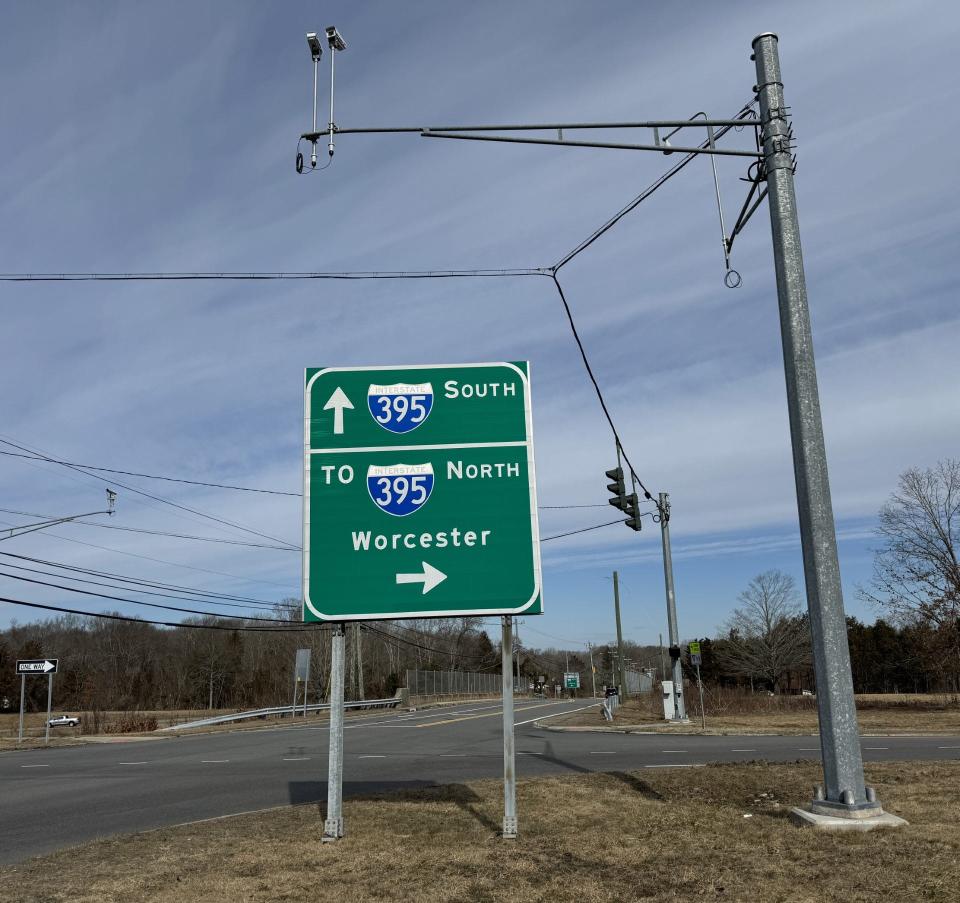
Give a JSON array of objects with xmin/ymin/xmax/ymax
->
[
  {"xmin": 406, "ymin": 669, "xmax": 513, "ymax": 703},
  {"xmin": 625, "ymin": 669, "xmax": 654, "ymax": 695}
]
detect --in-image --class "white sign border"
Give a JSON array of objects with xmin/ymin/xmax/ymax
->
[{"xmin": 303, "ymin": 361, "xmax": 542, "ymax": 622}]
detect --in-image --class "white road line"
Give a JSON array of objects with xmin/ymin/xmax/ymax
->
[
  {"xmin": 118, "ymin": 761, "xmax": 149, "ymax": 765},
  {"xmin": 514, "ymin": 702, "xmax": 599, "ymax": 727},
  {"xmin": 283, "ymin": 757, "xmax": 310, "ymax": 761},
  {"xmin": 731, "ymin": 749, "xmax": 756, "ymax": 752},
  {"xmin": 797, "ymin": 747, "xmax": 820, "ymax": 751},
  {"xmin": 589, "ymin": 751, "xmax": 615, "ymax": 755},
  {"xmin": 660, "ymin": 750, "xmax": 687, "ymax": 753},
  {"xmin": 438, "ymin": 754, "xmax": 468, "ymax": 757},
  {"xmin": 358, "ymin": 755, "xmax": 386, "ymax": 759},
  {"xmin": 937, "ymin": 746, "xmax": 960, "ymax": 749},
  {"xmin": 20, "ymin": 764, "xmax": 49, "ymax": 768},
  {"xmin": 864, "ymin": 747, "xmax": 889, "ymax": 750},
  {"xmin": 201, "ymin": 759, "xmax": 230, "ymax": 763}
]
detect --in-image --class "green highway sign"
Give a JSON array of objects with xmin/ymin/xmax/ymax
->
[
  {"xmin": 563, "ymin": 672, "xmax": 580, "ymax": 689},
  {"xmin": 688, "ymin": 641, "xmax": 701, "ymax": 656},
  {"xmin": 303, "ymin": 362, "xmax": 542, "ymax": 621}
]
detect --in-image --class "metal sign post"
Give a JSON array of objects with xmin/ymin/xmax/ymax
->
[
  {"xmin": 294, "ymin": 648, "xmax": 311, "ymax": 718},
  {"xmin": 45, "ymin": 673, "xmax": 53, "ymax": 744},
  {"xmin": 501, "ymin": 615, "xmax": 517, "ymax": 839},
  {"xmin": 323, "ymin": 625, "xmax": 346, "ymax": 841},
  {"xmin": 689, "ymin": 643, "xmax": 705, "ymax": 730},
  {"xmin": 18, "ymin": 675, "xmax": 25, "ymax": 744},
  {"xmin": 15, "ymin": 659, "xmax": 59, "ymax": 744}
]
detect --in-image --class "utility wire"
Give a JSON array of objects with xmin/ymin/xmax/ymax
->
[
  {"xmin": 0, "ymin": 595, "xmax": 325, "ymax": 632},
  {"xmin": 0, "ymin": 571, "xmax": 303, "ymax": 624},
  {"xmin": 0, "ymin": 437, "xmax": 299, "ymax": 549},
  {"xmin": 548, "ymin": 273, "xmax": 653, "ymax": 500},
  {"xmin": 0, "ymin": 450, "xmax": 299, "ymax": 497},
  {"xmin": 0, "ymin": 269, "xmax": 548, "ymax": 282},
  {"xmin": 0, "ymin": 507, "xmax": 297, "ymax": 552},
  {"xmin": 0, "ymin": 521, "xmax": 296, "ymax": 591},
  {"xmin": 0, "ymin": 556, "xmax": 286, "ymax": 613},
  {"xmin": 540, "ymin": 519, "xmax": 625, "ymax": 542},
  {"xmin": 0, "ymin": 551, "xmax": 281, "ymax": 606}
]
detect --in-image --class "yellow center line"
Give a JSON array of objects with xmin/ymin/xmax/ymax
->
[{"xmin": 416, "ymin": 701, "xmax": 568, "ymax": 728}]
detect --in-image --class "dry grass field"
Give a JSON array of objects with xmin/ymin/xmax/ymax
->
[
  {"xmin": 552, "ymin": 692, "xmax": 960, "ymax": 735},
  {"xmin": 1, "ymin": 760, "xmax": 956, "ymax": 903}
]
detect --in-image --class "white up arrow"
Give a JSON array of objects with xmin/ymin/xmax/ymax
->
[
  {"xmin": 323, "ymin": 386, "xmax": 354, "ymax": 435},
  {"xmin": 396, "ymin": 561, "xmax": 447, "ymax": 595}
]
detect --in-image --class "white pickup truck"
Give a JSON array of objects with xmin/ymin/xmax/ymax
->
[{"xmin": 47, "ymin": 715, "xmax": 81, "ymax": 727}]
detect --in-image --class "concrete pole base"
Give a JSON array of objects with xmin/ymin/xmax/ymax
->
[
  {"xmin": 501, "ymin": 816, "xmax": 518, "ymax": 840},
  {"xmin": 321, "ymin": 817, "xmax": 344, "ymax": 842},
  {"xmin": 790, "ymin": 807, "xmax": 908, "ymax": 831}
]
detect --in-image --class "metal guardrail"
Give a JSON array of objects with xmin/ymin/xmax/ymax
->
[
  {"xmin": 602, "ymin": 694, "xmax": 620, "ymax": 722},
  {"xmin": 157, "ymin": 697, "xmax": 399, "ymax": 732}
]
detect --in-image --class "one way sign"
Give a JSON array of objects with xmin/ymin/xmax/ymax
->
[{"xmin": 16, "ymin": 659, "xmax": 58, "ymax": 675}]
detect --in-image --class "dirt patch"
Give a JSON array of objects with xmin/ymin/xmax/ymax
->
[
  {"xmin": 0, "ymin": 760, "xmax": 955, "ymax": 902},
  {"xmin": 552, "ymin": 693, "xmax": 960, "ymax": 735}
]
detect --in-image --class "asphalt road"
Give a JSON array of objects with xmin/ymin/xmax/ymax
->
[{"xmin": 2, "ymin": 698, "xmax": 958, "ymax": 864}]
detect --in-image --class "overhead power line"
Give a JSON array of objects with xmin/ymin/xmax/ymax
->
[
  {"xmin": 540, "ymin": 519, "xmax": 624, "ymax": 542},
  {"xmin": 0, "ymin": 436, "xmax": 299, "ymax": 549},
  {"xmin": 0, "ymin": 520, "xmax": 296, "ymax": 591},
  {"xmin": 0, "ymin": 595, "xmax": 324, "ymax": 633},
  {"xmin": 0, "ymin": 268, "xmax": 547, "ymax": 282},
  {"xmin": 0, "ymin": 507, "xmax": 297, "ymax": 552},
  {"xmin": 0, "ymin": 449, "xmax": 300, "ymax": 497},
  {"xmin": 0, "ymin": 551, "xmax": 279, "ymax": 605},
  {"xmin": 0, "ymin": 571, "xmax": 301, "ymax": 624}
]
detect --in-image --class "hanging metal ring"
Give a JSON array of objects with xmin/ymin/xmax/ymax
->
[
  {"xmin": 724, "ymin": 269, "xmax": 742, "ymax": 289},
  {"xmin": 296, "ymin": 151, "xmax": 304, "ymax": 174}
]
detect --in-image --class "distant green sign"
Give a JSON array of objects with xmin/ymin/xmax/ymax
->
[
  {"xmin": 564, "ymin": 672, "xmax": 580, "ymax": 689},
  {"xmin": 688, "ymin": 641, "xmax": 701, "ymax": 656},
  {"xmin": 303, "ymin": 362, "xmax": 543, "ymax": 621}
]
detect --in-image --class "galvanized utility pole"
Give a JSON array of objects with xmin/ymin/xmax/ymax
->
[
  {"xmin": 752, "ymin": 32, "xmax": 877, "ymax": 815},
  {"xmin": 501, "ymin": 615, "xmax": 517, "ymax": 838},
  {"xmin": 612, "ymin": 571, "xmax": 628, "ymax": 699},
  {"xmin": 322, "ymin": 623, "xmax": 346, "ymax": 841},
  {"xmin": 658, "ymin": 494, "xmax": 686, "ymax": 721}
]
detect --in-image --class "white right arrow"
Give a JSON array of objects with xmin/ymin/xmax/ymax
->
[
  {"xmin": 323, "ymin": 386, "xmax": 354, "ymax": 435},
  {"xmin": 42, "ymin": 660, "xmax": 55, "ymax": 673},
  {"xmin": 396, "ymin": 561, "xmax": 447, "ymax": 595}
]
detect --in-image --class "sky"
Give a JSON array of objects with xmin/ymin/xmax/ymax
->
[{"xmin": 1, "ymin": 1, "xmax": 958, "ymax": 653}]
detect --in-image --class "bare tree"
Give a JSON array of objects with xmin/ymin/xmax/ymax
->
[
  {"xmin": 718, "ymin": 570, "xmax": 810, "ymax": 692},
  {"xmin": 862, "ymin": 459, "xmax": 960, "ymax": 685}
]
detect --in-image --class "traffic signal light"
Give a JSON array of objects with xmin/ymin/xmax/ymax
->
[
  {"xmin": 605, "ymin": 466, "xmax": 641, "ymax": 532},
  {"xmin": 605, "ymin": 467, "xmax": 626, "ymax": 509}
]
